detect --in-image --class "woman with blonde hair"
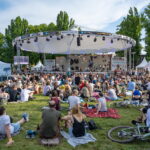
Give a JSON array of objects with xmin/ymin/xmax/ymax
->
[{"xmin": 62, "ymin": 106, "xmax": 86, "ymax": 137}]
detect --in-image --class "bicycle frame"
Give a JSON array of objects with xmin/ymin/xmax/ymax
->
[{"xmin": 121, "ymin": 124, "xmax": 150, "ymax": 140}]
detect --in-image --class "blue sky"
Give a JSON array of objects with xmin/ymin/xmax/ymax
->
[{"xmin": 0, "ymin": 0, "xmax": 149, "ymax": 35}]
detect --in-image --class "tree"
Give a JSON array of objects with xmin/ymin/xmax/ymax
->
[
  {"xmin": 5, "ymin": 16, "xmax": 29, "ymax": 63},
  {"xmin": 56, "ymin": 11, "xmax": 75, "ymax": 30},
  {"xmin": 116, "ymin": 7, "xmax": 143, "ymax": 66},
  {"xmin": 144, "ymin": 3, "xmax": 150, "ymax": 60}
]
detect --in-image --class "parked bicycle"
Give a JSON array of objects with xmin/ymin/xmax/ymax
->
[{"xmin": 108, "ymin": 121, "xmax": 150, "ymax": 143}]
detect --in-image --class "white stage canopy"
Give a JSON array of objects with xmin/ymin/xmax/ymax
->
[
  {"xmin": 13, "ymin": 31, "xmax": 136, "ymax": 54},
  {"xmin": 136, "ymin": 57, "xmax": 148, "ymax": 68}
]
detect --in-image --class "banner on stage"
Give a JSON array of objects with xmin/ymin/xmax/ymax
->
[
  {"xmin": 111, "ymin": 57, "xmax": 127, "ymax": 71},
  {"xmin": 14, "ymin": 56, "xmax": 29, "ymax": 65}
]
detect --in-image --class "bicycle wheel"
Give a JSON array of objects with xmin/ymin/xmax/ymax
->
[{"xmin": 107, "ymin": 126, "xmax": 135, "ymax": 143}]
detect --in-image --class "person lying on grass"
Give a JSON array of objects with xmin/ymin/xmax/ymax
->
[{"xmin": 0, "ymin": 106, "xmax": 29, "ymax": 146}]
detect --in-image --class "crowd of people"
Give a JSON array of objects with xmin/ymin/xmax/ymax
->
[{"xmin": 0, "ymin": 69, "xmax": 150, "ymax": 146}]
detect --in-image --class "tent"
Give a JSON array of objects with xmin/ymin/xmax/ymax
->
[
  {"xmin": 136, "ymin": 57, "xmax": 148, "ymax": 69},
  {"xmin": 0, "ymin": 61, "xmax": 11, "ymax": 76},
  {"xmin": 31, "ymin": 61, "xmax": 45, "ymax": 70},
  {"xmin": 145, "ymin": 62, "xmax": 150, "ymax": 71}
]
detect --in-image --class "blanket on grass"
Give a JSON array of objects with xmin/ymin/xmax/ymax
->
[
  {"xmin": 83, "ymin": 108, "xmax": 121, "ymax": 119},
  {"xmin": 60, "ymin": 131, "xmax": 96, "ymax": 147}
]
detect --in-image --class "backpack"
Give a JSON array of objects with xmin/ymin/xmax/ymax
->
[
  {"xmin": 88, "ymin": 120, "xmax": 97, "ymax": 130},
  {"xmin": 72, "ymin": 117, "xmax": 85, "ymax": 137}
]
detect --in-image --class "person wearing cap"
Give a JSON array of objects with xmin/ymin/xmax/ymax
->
[{"xmin": 39, "ymin": 101, "xmax": 61, "ymax": 139}]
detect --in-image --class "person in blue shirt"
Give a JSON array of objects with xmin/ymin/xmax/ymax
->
[
  {"xmin": 127, "ymin": 79, "xmax": 136, "ymax": 91},
  {"xmin": 132, "ymin": 87, "xmax": 142, "ymax": 103}
]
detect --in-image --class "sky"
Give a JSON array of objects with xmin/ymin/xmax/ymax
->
[{"xmin": 0, "ymin": 0, "xmax": 149, "ymax": 52}]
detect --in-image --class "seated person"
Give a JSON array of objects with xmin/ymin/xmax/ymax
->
[
  {"xmin": 132, "ymin": 87, "xmax": 142, "ymax": 103},
  {"xmin": 20, "ymin": 85, "xmax": 34, "ymax": 102},
  {"xmin": 68, "ymin": 89, "xmax": 81, "ymax": 110},
  {"xmin": 39, "ymin": 101, "xmax": 61, "ymax": 139},
  {"xmin": 62, "ymin": 106, "xmax": 86, "ymax": 137},
  {"xmin": 96, "ymin": 92, "xmax": 107, "ymax": 114},
  {"xmin": 127, "ymin": 79, "xmax": 136, "ymax": 91},
  {"xmin": 0, "ymin": 106, "xmax": 29, "ymax": 146},
  {"xmin": 50, "ymin": 90, "xmax": 61, "ymax": 111},
  {"xmin": 106, "ymin": 86, "xmax": 118, "ymax": 100}
]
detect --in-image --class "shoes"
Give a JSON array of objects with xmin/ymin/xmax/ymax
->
[{"xmin": 22, "ymin": 113, "xmax": 29, "ymax": 122}]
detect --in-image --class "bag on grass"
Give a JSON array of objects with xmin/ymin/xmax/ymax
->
[{"xmin": 88, "ymin": 120, "xmax": 97, "ymax": 130}]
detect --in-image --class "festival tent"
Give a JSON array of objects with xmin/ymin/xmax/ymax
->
[
  {"xmin": 136, "ymin": 57, "xmax": 148, "ymax": 69},
  {"xmin": 145, "ymin": 62, "xmax": 150, "ymax": 71},
  {"xmin": 31, "ymin": 61, "xmax": 45, "ymax": 70},
  {"xmin": 0, "ymin": 61, "xmax": 11, "ymax": 76}
]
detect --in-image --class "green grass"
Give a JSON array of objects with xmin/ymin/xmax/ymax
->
[{"xmin": 0, "ymin": 95, "xmax": 150, "ymax": 150}]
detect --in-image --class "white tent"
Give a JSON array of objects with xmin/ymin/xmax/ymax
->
[
  {"xmin": 136, "ymin": 57, "xmax": 148, "ymax": 69},
  {"xmin": 145, "ymin": 61, "xmax": 150, "ymax": 71},
  {"xmin": 31, "ymin": 61, "xmax": 45, "ymax": 70},
  {"xmin": 0, "ymin": 61, "xmax": 11, "ymax": 76}
]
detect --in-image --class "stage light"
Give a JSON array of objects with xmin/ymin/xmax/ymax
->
[
  {"xmin": 77, "ymin": 37, "xmax": 80, "ymax": 46},
  {"xmin": 50, "ymin": 35, "xmax": 52, "ymax": 38},
  {"xmin": 87, "ymin": 35, "xmax": 90, "ymax": 38},
  {"xmin": 20, "ymin": 43, "xmax": 22, "ymax": 46},
  {"xmin": 22, "ymin": 40, "xmax": 24, "ymax": 43},
  {"xmin": 117, "ymin": 38, "xmax": 120, "ymax": 41},
  {"xmin": 27, "ymin": 39, "xmax": 30, "ymax": 44},
  {"xmin": 57, "ymin": 37, "xmax": 61, "ymax": 40},
  {"xmin": 34, "ymin": 37, "xmax": 38, "ymax": 42},
  {"xmin": 94, "ymin": 37, "xmax": 97, "ymax": 42},
  {"xmin": 61, "ymin": 35, "xmax": 63, "ymax": 39},
  {"xmin": 111, "ymin": 39, "xmax": 113, "ymax": 43},
  {"xmin": 102, "ymin": 36, "xmax": 105, "ymax": 41},
  {"xmin": 46, "ymin": 38, "xmax": 50, "ymax": 41}
]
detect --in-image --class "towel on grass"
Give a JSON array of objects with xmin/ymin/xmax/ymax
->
[
  {"xmin": 83, "ymin": 108, "xmax": 121, "ymax": 119},
  {"xmin": 60, "ymin": 131, "xmax": 96, "ymax": 147}
]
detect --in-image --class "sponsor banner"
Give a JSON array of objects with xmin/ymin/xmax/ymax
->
[
  {"xmin": 14, "ymin": 56, "xmax": 29, "ymax": 65},
  {"xmin": 111, "ymin": 57, "xmax": 127, "ymax": 71}
]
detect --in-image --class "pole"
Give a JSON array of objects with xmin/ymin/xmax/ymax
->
[
  {"xmin": 129, "ymin": 48, "xmax": 132, "ymax": 71},
  {"xmin": 17, "ymin": 44, "xmax": 21, "ymax": 73},
  {"xmin": 133, "ymin": 54, "xmax": 134, "ymax": 69}
]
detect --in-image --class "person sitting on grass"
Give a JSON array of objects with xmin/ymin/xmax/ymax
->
[
  {"xmin": 39, "ymin": 101, "xmax": 61, "ymax": 139},
  {"xmin": 132, "ymin": 87, "xmax": 142, "ymax": 103},
  {"xmin": 0, "ymin": 106, "xmax": 29, "ymax": 146},
  {"xmin": 62, "ymin": 106, "xmax": 86, "ymax": 137},
  {"xmin": 68, "ymin": 89, "xmax": 81, "ymax": 110},
  {"xmin": 50, "ymin": 90, "xmax": 61, "ymax": 111},
  {"xmin": 95, "ymin": 92, "xmax": 107, "ymax": 114},
  {"xmin": 106, "ymin": 86, "xmax": 118, "ymax": 101}
]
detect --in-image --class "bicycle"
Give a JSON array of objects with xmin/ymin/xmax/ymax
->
[{"xmin": 107, "ymin": 121, "xmax": 150, "ymax": 143}]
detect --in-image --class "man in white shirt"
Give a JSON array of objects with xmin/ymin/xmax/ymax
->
[
  {"xmin": 68, "ymin": 89, "xmax": 81, "ymax": 110},
  {"xmin": 0, "ymin": 106, "xmax": 29, "ymax": 146},
  {"xmin": 106, "ymin": 86, "xmax": 118, "ymax": 100},
  {"xmin": 21, "ymin": 85, "xmax": 33, "ymax": 102}
]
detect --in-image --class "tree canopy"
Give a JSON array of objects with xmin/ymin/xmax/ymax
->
[{"xmin": 116, "ymin": 7, "xmax": 143, "ymax": 66}]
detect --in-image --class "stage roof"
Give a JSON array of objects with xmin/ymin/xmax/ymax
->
[{"xmin": 13, "ymin": 31, "xmax": 136, "ymax": 54}]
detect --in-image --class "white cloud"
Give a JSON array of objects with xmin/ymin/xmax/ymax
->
[{"xmin": 0, "ymin": 0, "xmax": 149, "ymax": 34}]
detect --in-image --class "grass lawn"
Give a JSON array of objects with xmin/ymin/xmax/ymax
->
[{"xmin": 0, "ymin": 95, "xmax": 150, "ymax": 150}]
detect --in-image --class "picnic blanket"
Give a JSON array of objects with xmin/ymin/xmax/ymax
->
[
  {"xmin": 83, "ymin": 108, "xmax": 121, "ymax": 119},
  {"xmin": 60, "ymin": 131, "xmax": 96, "ymax": 147}
]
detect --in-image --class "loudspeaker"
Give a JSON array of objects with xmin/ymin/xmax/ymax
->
[{"xmin": 77, "ymin": 37, "xmax": 80, "ymax": 46}]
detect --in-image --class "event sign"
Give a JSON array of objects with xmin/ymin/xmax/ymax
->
[
  {"xmin": 14, "ymin": 56, "xmax": 29, "ymax": 65},
  {"xmin": 111, "ymin": 57, "xmax": 127, "ymax": 71},
  {"xmin": 44, "ymin": 59, "xmax": 55, "ymax": 70}
]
